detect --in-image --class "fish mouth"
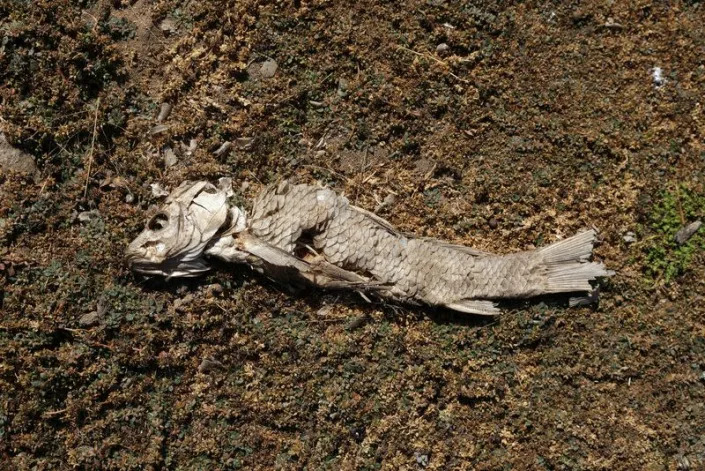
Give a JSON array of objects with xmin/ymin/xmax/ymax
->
[{"xmin": 125, "ymin": 250, "xmax": 210, "ymax": 278}]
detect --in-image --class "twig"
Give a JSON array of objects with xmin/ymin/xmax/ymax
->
[
  {"xmin": 84, "ymin": 98, "xmax": 101, "ymax": 199},
  {"xmin": 396, "ymin": 45, "xmax": 470, "ymax": 83}
]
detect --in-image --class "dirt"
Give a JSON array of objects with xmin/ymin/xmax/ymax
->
[{"xmin": 1, "ymin": 0, "xmax": 705, "ymax": 469}]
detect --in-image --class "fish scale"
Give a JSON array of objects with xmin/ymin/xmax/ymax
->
[{"xmin": 245, "ymin": 181, "xmax": 612, "ymax": 313}]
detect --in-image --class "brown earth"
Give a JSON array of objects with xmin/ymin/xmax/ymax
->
[{"xmin": 1, "ymin": 0, "xmax": 705, "ymax": 469}]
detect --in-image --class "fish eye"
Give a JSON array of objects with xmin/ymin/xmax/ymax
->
[{"xmin": 148, "ymin": 213, "xmax": 169, "ymax": 231}]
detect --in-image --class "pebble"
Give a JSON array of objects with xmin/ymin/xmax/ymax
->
[
  {"xmin": 623, "ymin": 231, "xmax": 637, "ymax": 243},
  {"xmin": 489, "ymin": 218, "xmax": 498, "ymax": 229},
  {"xmin": 213, "ymin": 141, "xmax": 232, "ymax": 156},
  {"xmin": 181, "ymin": 139, "xmax": 198, "ymax": 156},
  {"xmin": 156, "ymin": 102, "xmax": 173, "ymax": 122},
  {"xmin": 0, "ymin": 132, "xmax": 39, "ymax": 179},
  {"xmin": 198, "ymin": 357, "xmax": 224, "ymax": 374},
  {"xmin": 173, "ymin": 294, "xmax": 194, "ymax": 313},
  {"xmin": 159, "ymin": 18, "xmax": 177, "ymax": 34},
  {"xmin": 259, "ymin": 59, "xmax": 278, "ymax": 79},
  {"xmin": 337, "ymin": 77, "xmax": 349, "ymax": 97},
  {"xmin": 436, "ymin": 42, "xmax": 449, "ymax": 53},
  {"xmin": 150, "ymin": 183, "xmax": 170, "ymax": 198},
  {"xmin": 163, "ymin": 147, "xmax": 178, "ymax": 167},
  {"xmin": 149, "ymin": 124, "xmax": 170, "ymax": 135},
  {"xmin": 374, "ymin": 194, "xmax": 397, "ymax": 213},
  {"xmin": 77, "ymin": 210, "xmax": 100, "ymax": 223},
  {"xmin": 125, "ymin": 193, "xmax": 135, "ymax": 204},
  {"xmin": 235, "ymin": 137, "xmax": 254, "ymax": 149},
  {"xmin": 674, "ymin": 221, "xmax": 702, "ymax": 245},
  {"xmin": 205, "ymin": 283, "xmax": 224, "ymax": 297},
  {"xmin": 79, "ymin": 311, "xmax": 101, "ymax": 327},
  {"xmin": 651, "ymin": 67, "xmax": 666, "ymax": 88},
  {"xmin": 414, "ymin": 452, "xmax": 429, "ymax": 467}
]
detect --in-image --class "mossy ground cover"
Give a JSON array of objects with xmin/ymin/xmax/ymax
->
[{"xmin": 1, "ymin": 0, "xmax": 705, "ymax": 469}]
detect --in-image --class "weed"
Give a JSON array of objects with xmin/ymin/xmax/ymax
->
[{"xmin": 645, "ymin": 185, "xmax": 705, "ymax": 284}]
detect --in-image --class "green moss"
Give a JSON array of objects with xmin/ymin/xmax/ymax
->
[{"xmin": 645, "ymin": 185, "xmax": 705, "ymax": 284}]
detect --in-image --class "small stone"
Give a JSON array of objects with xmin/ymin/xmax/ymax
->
[
  {"xmin": 674, "ymin": 221, "xmax": 702, "ymax": 245},
  {"xmin": 173, "ymin": 294, "xmax": 194, "ymax": 313},
  {"xmin": 337, "ymin": 77, "xmax": 349, "ymax": 96},
  {"xmin": 79, "ymin": 311, "xmax": 100, "ymax": 327},
  {"xmin": 206, "ymin": 283, "xmax": 224, "ymax": 297},
  {"xmin": 150, "ymin": 183, "xmax": 170, "ymax": 198},
  {"xmin": 0, "ymin": 132, "xmax": 39, "ymax": 178},
  {"xmin": 489, "ymin": 218, "xmax": 498, "ymax": 229},
  {"xmin": 623, "ymin": 231, "xmax": 637, "ymax": 243},
  {"xmin": 414, "ymin": 452, "xmax": 429, "ymax": 467},
  {"xmin": 198, "ymin": 357, "xmax": 224, "ymax": 374},
  {"xmin": 181, "ymin": 139, "xmax": 198, "ymax": 156},
  {"xmin": 149, "ymin": 124, "xmax": 170, "ymax": 135},
  {"xmin": 414, "ymin": 158, "xmax": 436, "ymax": 175},
  {"xmin": 77, "ymin": 210, "xmax": 100, "ymax": 223},
  {"xmin": 159, "ymin": 18, "xmax": 177, "ymax": 34},
  {"xmin": 156, "ymin": 102, "xmax": 173, "ymax": 122},
  {"xmin": 213, "ymin": 141, "xmax": 232, "ymax": 156},
  {"xmin": 125, "ymin": 193, "xmax": 135, "ymax": 204},
  {"xmin": 259, "ymin": 59, "xmax": 278, "ymax": 79},
  {"xmin": 651, "ymin": 66, "xmax": 666, "ymax": 88},
  {"xmin": 235, "ymin": 137, "xmax": 254, "ymax": 150},
  {"xmin": 436, "ymin": 42, "xmax": 449, "ymax": 53},
  {"xmin": 374, "ymin": 193, "xmax": 398, "ymax": 213},
  {"xmin": 163, "ymin": 147, "xmax": 178, "ymax": 167}
]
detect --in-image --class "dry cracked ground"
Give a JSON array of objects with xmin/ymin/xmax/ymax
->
[{"xmin": 1, "ymin": 0, "xmax": 705, "ymax": 470}]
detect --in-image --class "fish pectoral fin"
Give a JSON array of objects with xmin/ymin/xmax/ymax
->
[{"xmin": 445, "ymin": 299, "xmax": 501, "ymax": 316}]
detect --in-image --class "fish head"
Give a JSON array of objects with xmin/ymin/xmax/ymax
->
[{"xmin": 125, "ymin": 179, "xmax": 245, "ymax": 277}]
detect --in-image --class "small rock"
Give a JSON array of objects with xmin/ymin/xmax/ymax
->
[
  {"xmin": 77, "ymin": 210, "xmax": 100, "ymax": 223},
  {"xmin": 623, "ymin": 231, "xmax": 637, "ymax": 243},
  {"xmin": 79, "ymin": 311, "xmax": 101, "ymax": 327},
  {"xmin": 205, "ymin": 283, "xmax": 224, "ymax": 297},
  {"xmin": 150, "ymin": 183, "xmax": 170, "ymax": 198},
  {"xmin": 149, "ymin": 124, "xmax": 170, "ymax": 135},
  {"xmin": 345, "ymin": 313, "xmax": 369, "ymax": 331},
  {"xmin": 173, "ymin": 294, "xmax": 194, "ymax": 313},
  {"xmin": 125, "ymin": 193, "xmax": 135, "ymax": 204},
  {"xmin": 436, "ymin": 42, "xmax": 449, "ymax": 53},
  {"xmin": 213, "ymin": 141, "xmax": 232, "ymax": 156},
  {"xmin": 259, "ymin": 59, "xmax": 278, "ymax": 79},
  {"xmin": 163, "ymin": 147, "xmax": 178, "ymax": 167},
  {"xmin": 488, "ymin": 218, "xmax": 498, "ymax": 229},
  {"xmin": 156, "ymin": 102, "xmax": 173, "ymax": 122},
  {"xmin": 181, "ymin": 139, "xmax": 198, "ymax": 156},
  {"xmin": 337, "ymin": 77, "xmax": 349, "ymax": 96},
  {"xmin": 374, "ymin": 193, "xmax": 397, "ymax": 213},
  {"xmin": 159, "ymin": 18, "xmax": 177, "ymax": 34},
  {"xmin": 414, "ymin": 158, "xmax": 436, "ymax": 175},
  {"xmin": 651, "ymin": 66, "xmax": 666, "ymax": 88},
  {"xmin": 414, "ymin": 451, "xmax": 429, "ymax": 467},
  {"xmin": 198, "ymin": 357, "xmax": 224, "ymax": 374},
  {"xmin": 234, "ymin": 137, "xmax": 254, "ymax": 150},
  {"xmin": 0, "ymin": 132, "xmax": 39, "ymax": 178},
  {"xmin": 674, "ymin": 220, "xmax": 702, "ymax": 245}
]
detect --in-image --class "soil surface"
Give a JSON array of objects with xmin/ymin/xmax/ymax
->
[{"xmin": 2, "ymin": 1, "xmax": 705, "ymax": 470}]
